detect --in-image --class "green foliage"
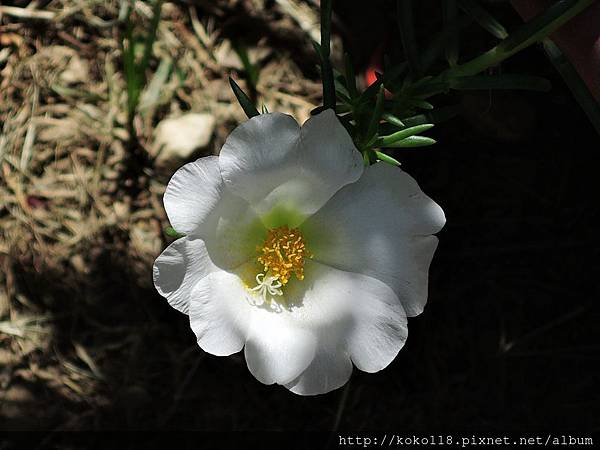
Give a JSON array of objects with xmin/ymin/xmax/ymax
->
[
  {"xmin": 233, "ymin": 43, "xmax": 261, "ymax": 104},
  {"xmin": 322, "ymin": 0, "xmax": 597, "ymax": 165},
  {"xmin": 374, "ymin": 151, "xmax": 402, "ymax": 166},
  {"xmin": 364, "ymin": 87, "xmax": 385, "ymax": 147},
  {"xmin": 164, "ymin": 227, "xmax": 185, "ymax": 238},
  {"xmin": 343, "ymin": 53, "xmax": 358, "ymax": 100},
  {"xmin": 121, "ymin": 0, "xmax": 163, "ymax": 134},
  {"xmin": 457, "ymin": 0, "xmax": 508, "ymax": 40},
  {"xmin": 178, "ymin": 0, "xmax": 597, "ymax": 166},
  {"xmin": 543, "ymin": 40, "xmax": 600, "ymax": 136},
  {"xmin": 396, "ymin": 0, "xmax": 422, "ymax": 77},
  {"xmin": 229, "ymin": 77, "xmax": 260, "ymax": 119},
  {"xmin": 442, "ymin": 0, "xmax": 459, "ymax": 66},
  {"xmin": 377, "ymin": 124, "xmax": 435, "ymax": 147},
  {"xmin": 446, "ymin": 0, "xmax": 594, "ymax": 77},
  {"xmin": 383, "ymin": 136, "xmax": 437, "ymax": 148},
  {"xmin": 317, "ymin": 0, "xmax": 336, "ymax": 110}
]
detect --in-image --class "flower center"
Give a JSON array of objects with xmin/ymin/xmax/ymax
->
[{"xmin": 257, "ymin": 225, "xmax": 311, "ymax": 286}]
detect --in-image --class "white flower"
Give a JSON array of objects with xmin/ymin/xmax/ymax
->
[{"xmin": 153, "ymin": 110, "xmax": 445, "ymax": 396}]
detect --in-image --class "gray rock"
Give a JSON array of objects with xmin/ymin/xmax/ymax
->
[{"xmin": 153, "ymin": 113, "xmax": 216, "ymax": 164}]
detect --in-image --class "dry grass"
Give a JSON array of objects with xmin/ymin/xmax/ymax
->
[{"xmin": 0, "ymin": 0, "xmax": 323, "ymax": 428}]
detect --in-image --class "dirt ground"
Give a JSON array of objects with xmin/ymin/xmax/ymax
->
[{"xmin": 1, "ymin": 0, "xmax": 599, "ymax": 443}]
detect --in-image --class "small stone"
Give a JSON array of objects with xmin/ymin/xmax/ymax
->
[
  {"xmin": 153, "ymin": 113, "xmax": 216, "ymax": 164},
  {"xmin": 59, "ymin": 54, "xmax": 90, "ymax": 85}
]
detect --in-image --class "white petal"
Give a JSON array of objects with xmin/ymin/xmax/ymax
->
[
  {"xmin": 281, "ymin": 261, "xmax": 402, "ymax": 395},
  {"xmin": 219, "ymin": 110, "xmax": 363, "ymax": 222},
  {"xmin": 244, "ymin": 311, "xmax": 317, "ymax": 385},
  {"xmin": 186, "ymin": 259, "xmax": 406, "ymax": 392},
  {"xmin": 163, "ymin": 156, "xmax": 222, "ymax": 235},
  {"xmin": 188, "ymin": 269, "xmax": 252, "ymax": 356},
  {"xmin": 163, "ymin": 156, "xmax": 265, "ymax": 269},
  {"xmin": 153, "ymin": 237, "xmax": 215, "ymax": 315},
  {"xmin": 302, "ymin": 162, "xmax": 445, "ymax": 317},
  {"xmin": 201, "ymin": 191, "xmax": 266, "ymax": 270},
  {"xmin": 285, "ymin": 343, "xmax": 353, "ymax": 396},
  {"xmin": 347, "ymin": 286, "xmax": 408, "ymax": 373}
]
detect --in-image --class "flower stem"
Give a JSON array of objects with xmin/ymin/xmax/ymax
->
[
  {"xmin": 320, "ymin": 0, "xmax": 336, "ymax": 110},
  {"xmin": 543, "ymin": 39, "xmax": 600, "ymax": 136},
  {"xmin": 443, "ymin": 0, "xmax": 594, "ymax": 78},
  {"xmin": 397, "ymin": 0, "xmax": 422, "ymax": 77}
]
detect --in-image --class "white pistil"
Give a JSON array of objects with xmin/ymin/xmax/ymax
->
[{"xmin": 249, "ymin": 272, "xmax": 283, "ymax": 305}]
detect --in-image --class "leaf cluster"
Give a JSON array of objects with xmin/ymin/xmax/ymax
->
[{"xmin": 229, "ymin": 0, "xmax": 597, "ymax": 166}]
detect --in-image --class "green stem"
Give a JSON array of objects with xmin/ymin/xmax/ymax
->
[
  {"xmin": 444, "ymin": 0, "xmax": 594, "ymax": 78},
  {"xmin": 364, "ymin": 86, "xmax": 385, "ymax": 147},
  {"xmin": 140, "ymin": 0, "xmax": 163, "ymax": 76},
  {"xmin": 320, "ymin": 0, "xmax": 336, "ymax": 110},
  {"xmin": 442, "ymin": 0, "xmax": 459, "ymax": 66},
  {"xmin": 543, "ymin": 39, "xmax": 600, "ymax": 136},
  {"xmin": 397, "ymin": 0, "xmax": 421, "ymax": 77},
  {"xmin": 344, "ymin": 53, "xmax": 358, "ymax": 99}
]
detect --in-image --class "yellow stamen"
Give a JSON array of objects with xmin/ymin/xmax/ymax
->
[{"xmin": 257, "ymin": 225, "xmax": 311, "ymax": 285}]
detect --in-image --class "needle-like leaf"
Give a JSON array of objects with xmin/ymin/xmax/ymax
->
[
  {"xmin": 442, "ymin": 0, "xmax": 459, "ymax": 66},
  {"xmin": 375, "ymin": 151, "xmax": 402, "ymax": 166},
  {"xmin": 364, "ymin": 86, "xmax": 385, "ymax": 147},
  {"xmin": 396, "ymin": 0, "xmax": 421, "ymax": 77},
  {"xmin": 457, "ymin": 0, "xmax": 508, "ymax": 40},
  {"xmin": 382, "ymin": 113, "xmax": 406, "ymax": 129},
  {"xmin": 543, "ymin": 39, "xmax": 600, "ymax": 136},
  {"xmin": 229, "ymin": 76, "xmax": 260, "ymax": 118},
  {"xmin": 344, "ymin": 53, "xmax": 358, "ymax": 100},
  {"xmin": 449, "ymin": 74, "xmax": 551, "ymax": 91},
  {"xmin": 384, "ymin": 136, "xmax": 437, "ymax": 148},
  {"xmin": 377, "ymin": 124, "xmax": 434, "ymax": 147},
  {"xmin": 446, "ymin": 0, "xmax": 594, "ymax": 78}
]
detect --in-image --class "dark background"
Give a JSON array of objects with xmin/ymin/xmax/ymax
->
[{"xmin": 2, "ymin": 0, "xmax": 599, "ymax": 445}]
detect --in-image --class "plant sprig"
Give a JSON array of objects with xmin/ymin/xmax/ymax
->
[{"xmin": 228, "ymin": 0, "xmax": 598, "ymax": 164}]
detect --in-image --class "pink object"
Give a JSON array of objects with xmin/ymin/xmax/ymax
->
[
  {"xmin": 511, "ymin": 0, "xmax": 600, "ymax": 102},
  {"xmin": 364, "ymin": 41, "xmax": 393, "ymax": 99}
]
